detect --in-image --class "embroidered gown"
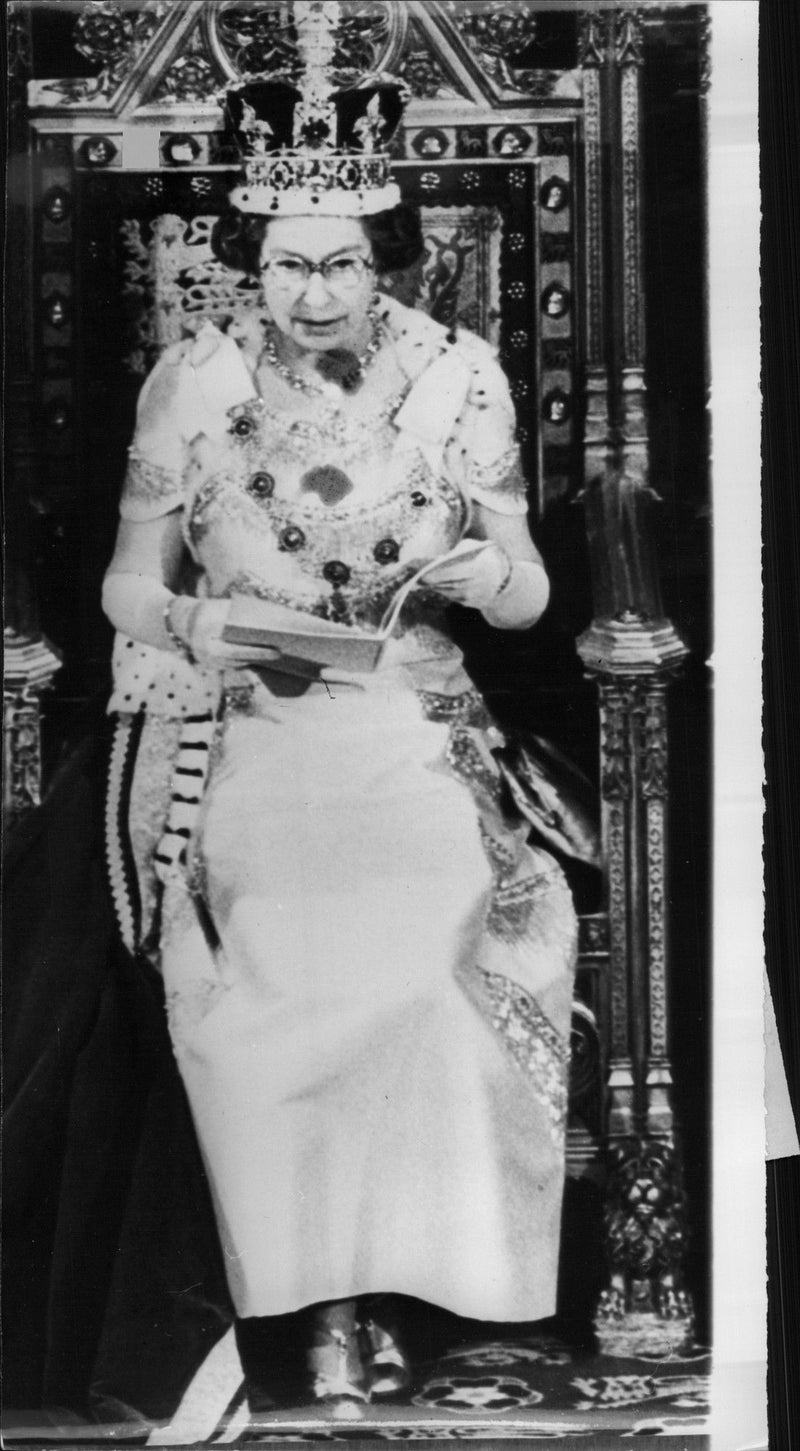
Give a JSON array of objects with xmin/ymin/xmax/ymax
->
[{"xmin": 108, "ymin": 297, "xmax": 578, "ymax": 1324}]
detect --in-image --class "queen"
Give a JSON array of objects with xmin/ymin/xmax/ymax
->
[{"xmin": 101, "ymin": 3, "xmax": 577, "ymax": 1418}]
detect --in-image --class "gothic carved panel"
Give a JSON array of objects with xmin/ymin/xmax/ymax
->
[
  {"xmin": 443, "ymin": 1, "xmax": 539, "ymax": 90},
  {"xmin": 205, "ymin": 0, "xmax": 408, "ymax": 87}
]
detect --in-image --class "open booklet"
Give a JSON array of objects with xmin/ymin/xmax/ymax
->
[{"xmin": 222, "ymin": 538, "xmax": 492, "ymax": 672}]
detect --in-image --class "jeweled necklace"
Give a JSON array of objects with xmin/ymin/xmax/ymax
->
[{"xmin": 262, "ymin": 310, "xmax": 384, "ymax": 396}]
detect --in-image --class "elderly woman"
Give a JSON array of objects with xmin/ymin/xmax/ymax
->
[{"xmin": 102, "ymin": 145, "xmax": 577, "ymax": 1412}]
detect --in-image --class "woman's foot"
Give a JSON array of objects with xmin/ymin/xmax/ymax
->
[
  {"xmin": 360, "ymin": 1297, "xmax": 413, "ymax": 1399},
  {"xmin": 307, "ymin": 1300, "xmax": 369, "ymax": 1419}
]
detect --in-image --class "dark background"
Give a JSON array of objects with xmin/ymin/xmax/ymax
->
[{"xmin": 761, "ymin": 4, "xmax": 800, "ymax": 1450}]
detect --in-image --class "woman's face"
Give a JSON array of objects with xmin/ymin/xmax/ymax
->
[{"xmin": 259, "ymin": 216, "xmax": 375, "ymax": 353}]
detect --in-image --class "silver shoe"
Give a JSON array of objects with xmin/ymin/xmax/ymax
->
[
  {"xmin": 307, "ymin": 1327, "xmax": 369, "ymax": 1416},
  {"xmin": 360, "ymin": 1315, "xmax": 412, "ymax": 1398}
]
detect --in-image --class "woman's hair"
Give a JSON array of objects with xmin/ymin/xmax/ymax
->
[{"xmin": 210, "ymin": 201, "xmax": 424, "ymax": 277}]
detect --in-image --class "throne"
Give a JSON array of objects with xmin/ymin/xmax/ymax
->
[{"xmin": 6, "ymin": 1, "xmax": 709, "ymax": 1361}]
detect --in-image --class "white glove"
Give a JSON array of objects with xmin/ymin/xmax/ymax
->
[
  {"xmin": 423, "ymin": 542, "xmax": 513, "ymax": 610},
  {"xmin": 424, "ymin": 544, "xmax": 549, "ymax": 628},
  {"xmin": 102, "ymin": 572, "xmax": 278, "ymax": 669}
]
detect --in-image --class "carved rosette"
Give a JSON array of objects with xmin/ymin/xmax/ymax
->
[
  {"xmin": 154, "ymin": 29, "xmax": 222, "ymax": 104},
  {"xmin": 445, "ymin": 1, "xmax": 539, "ymax": 92},
  {"xmin": 71, "ymin": 0, "xmax": 168, "ymax": 101},
  {"xmin": 595, "ymin": 1137, "xmax": 695, "ymax": 1356},
  {"xmin": 399, "ymin": 45, "xmax": 451, "ymax": 101}
]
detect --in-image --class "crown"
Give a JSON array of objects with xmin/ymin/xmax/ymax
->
[{"xmin": 226, "ymin": 1, "xmax": 406, "ymax": 218}]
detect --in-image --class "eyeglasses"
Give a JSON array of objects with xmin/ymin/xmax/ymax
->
[{"xmin": 260, "ymin": 253, "xmax": 374, "ymax": 293}]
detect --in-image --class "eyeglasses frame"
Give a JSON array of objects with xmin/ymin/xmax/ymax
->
[{"xmin": 259, "ymin": 252, "xmax": 375, "ymax": 292}]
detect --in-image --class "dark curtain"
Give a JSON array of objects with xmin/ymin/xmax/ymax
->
[{"xmin": 2, "ymin": 725, "xmax": 233, "ymax": 1424}]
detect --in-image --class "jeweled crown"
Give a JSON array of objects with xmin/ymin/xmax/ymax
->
[{"xmin": 226, "ymin": 1, "xmax": 406, "ymax": 217}]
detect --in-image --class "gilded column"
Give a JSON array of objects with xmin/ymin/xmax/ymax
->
[{"xmin": 576, "ymin": 5, "xmax": 694, "ymax": 1356}]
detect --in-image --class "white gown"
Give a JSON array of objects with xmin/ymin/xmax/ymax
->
[{"xmin": 109, "ymin": 298, "xmax": 578, "ymax": 1323}]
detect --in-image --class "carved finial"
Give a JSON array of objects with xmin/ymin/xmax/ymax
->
[
  {"xmin": 614, "ymin": 9, "xmax": 645, "ymax": 67},
  {"xmin": 577, "ymin": 12, "xmax": 609, "ymax": 69}
]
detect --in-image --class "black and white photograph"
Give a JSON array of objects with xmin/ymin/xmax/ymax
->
[{"xmin": 3, "ymin": 3, "xmax": 770, "ymax": 1447}]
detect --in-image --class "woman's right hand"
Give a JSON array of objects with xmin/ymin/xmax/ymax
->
[{"xmin": 169, "ymin": 597, "xmax": 280, "ymax": 670}]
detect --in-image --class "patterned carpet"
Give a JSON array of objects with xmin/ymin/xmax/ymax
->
[{"xmin": 3, "ymin": 1330, "xmax": 710, "ymax": 1446}]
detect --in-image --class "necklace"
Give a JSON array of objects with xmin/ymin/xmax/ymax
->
[{"xmin": 261, "ymin": 310, "xmax": 384, "ymax": 396}]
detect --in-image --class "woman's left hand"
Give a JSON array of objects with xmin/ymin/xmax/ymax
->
[{"xmin": 424, "ymin": 542, "xmax": 511, "ymax": 610}]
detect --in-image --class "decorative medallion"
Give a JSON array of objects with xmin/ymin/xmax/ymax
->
[
  {"xmin": 541, "ymin": 282, "xmax": 571, "ymax": 320},
  {"xmin": 541, "ymin": 234, "xmax": 572, "ymax": 265},
  {"xmin": 411, "ymin": 128, "xmax": 450, "ymax": 159},
  {"xmin": 45, "ymin": 399, "xmax": 71, "ymax": 430},
  {"xmin": 42, "ymin": 188, "xmax": 72, "ymax": 224},
  {"xmin": 161, "ymin": 134, "xmax": 204, "ymax": 167},
  {"xmin": 457, "ymin": 127, "xmax": 488, "ymax": 159},
  {"xmin": 77, "ymin": 135, "xmax": 118, "ymax": 169},
  {"xmin": 543, "ymin": 388, "xmax": 572, "ymax": 425},
  {"xmin": 539, "ymin": 123, "xmax": 571, "ymax": 155},
  {"xmin": 419, "ymin": 171, "xmax": 442, "ymax": 193},
  {"xmin": 540, "ymin": 176, "xmax": 571, "ymax": 213},
  {"xmin": 44, "ymin": 295, "xmax": 71, "ymax": 329},
  {"xmin": 492, "ymin": 125, "xmax": 532, "ymax": 157}
]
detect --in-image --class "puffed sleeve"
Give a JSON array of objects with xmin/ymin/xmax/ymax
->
[
  {"xmin": 119, "ymin": 341, "xmax": 197, "ymax": 521},
  {"xmin": 119, "ymin": 323, "xmax": 258, "ymax": 521},
  {"xmin": 445, "ymin": 334, "xmax": 529, "ymax": 516}
]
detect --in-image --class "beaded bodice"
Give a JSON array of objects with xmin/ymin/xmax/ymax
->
[
  {"xmin": 111, "ymin": 298, "xmax": 531, "ymax": 715},
  {"xmin": 183, "ymin": 365, "xmax": 468, "ymax": 635}
]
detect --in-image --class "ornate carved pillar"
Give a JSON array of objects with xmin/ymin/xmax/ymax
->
[
  {"xmin": 577, "ymin": 11, "xmax": 613, "ymax": 477},
  {"xmin": 3, "ymin": 630, "xmax": 62, "ymax": 832},
  {"xmin": 577, "ymin": 5, "xmax": 693, "ymax": 1356}
]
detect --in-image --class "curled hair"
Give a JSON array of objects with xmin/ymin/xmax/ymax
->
[
  {"xmin": 210, "ymin": 201, "xmax": 424, "ymax": 277},
  {"xmin": 211, "ymin": 211, "xmax": 269, "ymax": 277},
  {"xmin": 363, "ymin": 203, "xmax": 424, "ymax": 274}
]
